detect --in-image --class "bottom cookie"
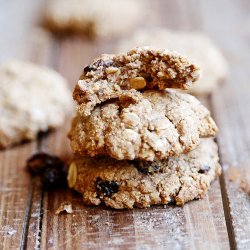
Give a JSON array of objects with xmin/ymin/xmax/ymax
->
[{"xmin": 68, "ymin": 138, "xmax": 221, "ymax": 209}]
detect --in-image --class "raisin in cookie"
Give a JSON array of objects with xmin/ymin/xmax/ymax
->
[
  {"xmin": 74, "ymin": 47, "xmax": 200, "ymax": 116},
  {"xmin": 69, "ymin": 90, "xmax": 217, "ymax": 161},
  {"xmin": 0, "ymin": 61, "xmax": 72, "ymax": 149},
  {"xmin": 44, "ymin": 0, "xmax": 144, "ymax": 38},
  {"xmin": 68, "ymin": 138, "xmax": 221, "ymax": 209},
  {"xmin": 116, "ymin": 28, "xmax": 228, "ymax": 95}
]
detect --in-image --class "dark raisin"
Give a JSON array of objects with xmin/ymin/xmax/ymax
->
[
  {"xmin": 27, "ymin": 153, "xmax": 63, "ymax": 175},
  {"xmin": 94, "ymin": 59, "xmax": 113, "ymax": 68},
  {"xmin": 41, "ymin": 167, "xmax": 67, "ymax": 190},
  {"xmin": 26, "ymin": 153, "xmax": 67, "ymax": 190},
  {"xmin": 83, "ymin": 65, "xmax": 93, "ymax": 74},
  {"xmin": 133, "ymin": 161, "xmax": 160, "ymax": 174},
  {"xmin": 198, "ymin": 165, "xmax": 211, "ymax": 174},
  {"xmin": 141, "ymin": 73, "xmax": 153, "ymax": 83},
  {"xmin": 83, "ymin": 59, "xmax": 114, "ymax": 74},
  {"xmin": 95, "ymin": 177, "xmax": 119, "ymax": 197}
]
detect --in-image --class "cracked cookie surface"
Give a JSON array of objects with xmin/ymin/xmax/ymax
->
[
  {"xmin": 116, "ymin": 28, "xmax": 228, "ymax": 95},
  {"xmin": 44, "ymin": 0, "xmax": 144, "ymax": 38},
  {"xmin": 69, "ymin": 138, "xmax": 221, "ymax": 209},
  {"xmin": 73, "ymin": 47, "xmax": 200, "ymax": 116},
  {"xmin": 0, "ymin": 61, "xmax": 72, "ymax": 149},
  {"xmin": 69, "ymin": 90, "xmax": 217, "ymax": 161}
]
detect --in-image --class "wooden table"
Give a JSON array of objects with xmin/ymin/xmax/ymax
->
[{"xmin": 1, "ymin": 0, "xmax": 250, "ymax": 249}]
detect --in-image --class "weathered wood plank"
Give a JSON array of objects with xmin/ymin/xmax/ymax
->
[
  {"xmin": 25, "ymin": 31, "xmax": 62, "ymax": 250},
  {"xmin": 200, "ymin": 0, "xmax": 250, "ymax": 249},
  {"xmin": 0, "ymin": 1, "xmax": 49, "ymax": 249},
  {"xmin": 0, "ymin": 143, "xmax": 37, "ymax": 250}
]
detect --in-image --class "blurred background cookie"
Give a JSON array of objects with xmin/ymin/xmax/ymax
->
[
  {"xmin": 0, "ymin": 60, "xmax": 72, "ymax": 149},
  {"xmin": 116, "ymin": 28, "xmax": 228, "ymax": 95},
  {"xmin": 43, "ymin": 0, "xmax": 146, "ymax": 39}
]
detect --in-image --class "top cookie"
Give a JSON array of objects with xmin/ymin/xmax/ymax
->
[
  {"xmin": 69, "ymin": 90, "xmax": 217, "ymax": 161},
  {"xmin": 116, "ymin": 28, "xmax": 228, "ymax": 95},
  {"xmin": 73, "ymin": 47, "xmax": 200, "ymax": 116},
  {"xmin": 44, "ymin": 0, "xmax": 144, "ymax": 38},
  {"xmin": 0, "ymin": 61, "xmax": 72, "ymax": 149}
]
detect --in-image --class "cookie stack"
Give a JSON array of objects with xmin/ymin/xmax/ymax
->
[{"xmin": 67, "ymin": 47, "xmax": 221, "ymax": 209}]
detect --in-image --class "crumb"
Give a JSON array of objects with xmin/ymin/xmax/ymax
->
[
  {"xmin": 227, "ymin": 167, "xmax": 242, "ymax": 182},
  {"xmin": 227, "ymin": 166, "xmax": 250, "ymax": 196},
  {"xmin": 55, "ymin": 201, "xmax": 73, "ymax": 215},
  {"xmin": 240, "ymin": 179, "xmax": 250, "ymax": 196}
]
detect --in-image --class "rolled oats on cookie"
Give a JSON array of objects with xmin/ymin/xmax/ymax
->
[{"xmin": 69, "ymin": 90, "xmax": 217, "ymax": 161}]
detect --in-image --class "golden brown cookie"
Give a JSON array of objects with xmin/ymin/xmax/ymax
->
[
  {"xmin": 69, "ymin": 90, "xmax": 217, "ymax": 161},
  {"xmin": 68, "ymin": 138, "xmax": 221, "ymax": 209},
  {"xmin": 74, "ymin": 47, "xmax": 200, "ymax": 116}
]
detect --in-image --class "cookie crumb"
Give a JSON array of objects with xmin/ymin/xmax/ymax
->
[
  {"xmin": 227, "ymin": 167, "xmax": 250, "ymax": 196},
  {"xmin": 55, "ymin": 201, "xmax": 73, "ymax": 215},
  {"xmin": 240, "ymin": 179, "xmax": 250, "ymax": 196},
  {"xmin": 227, "ymin": 167, "xmax": 242, "ymax": 182}
]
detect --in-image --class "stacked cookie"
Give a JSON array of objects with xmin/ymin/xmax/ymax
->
[{"xmin": 67, "ymin": 47, "xmax": 221, "ymax": 209}]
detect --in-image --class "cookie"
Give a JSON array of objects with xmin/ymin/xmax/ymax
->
[
  {"xmin": 68, "ymin": 90, "xmax": 217, "ymax": 161},
  {"xmin": 0, "ymin": 61, "xmax": 72, "ymax": 149},
  {"xmin": 44, "ymin": 0, "xmax": 144, "ymax": 38},
  {"xmin": 68, "ymin": 138, "xmax": 221, "ymax": 209},
  {"xmin": 73, "ymin": 47, "xmax": 200, "ymax": 116},
  {"xmin": 116, "ymin": 28, "xmax": 228, "ymax": 95}
]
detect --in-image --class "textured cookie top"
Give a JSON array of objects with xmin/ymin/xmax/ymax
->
[
  {"xmin": 117, "ymin": 28, "xmax": 228, "ymax": 95},
  {"xmin": 70, "ymin": 138, "xmax": 221, "ymax": 209},
  {"xmin": 69, "ymin": 90, "xmax": 217, "ymax": 161},
  {"xmin": 44, "ymin": 0, "xmax": 144, "ymax": 38},
  {"xmin": 73, "ymin": 47, "xmax": 200, "ymax": 116},
  {"xmin": 0, "ymin": 61, "xmax": 72, "ymax": 149}
]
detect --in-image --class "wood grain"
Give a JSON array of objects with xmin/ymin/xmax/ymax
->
[
  {"xmin": 200, "ymin": 0, "xmax": 250, "ymax": 248},
  {"xmin": 0, "ymin": 144, "xmax": 37, "ymax": 250},
  {"xmin": 0, "ymin": 1, "xmax": 49, "ymax": 249}
]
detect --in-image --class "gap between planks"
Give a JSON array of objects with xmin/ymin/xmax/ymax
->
[
  {"xmin": 208, "ymin": 94, "xmax": 237, "ymax": 250},
  {"xmin": 18, "ymin": 35, "xmax": 61, "ymax": 250}
]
